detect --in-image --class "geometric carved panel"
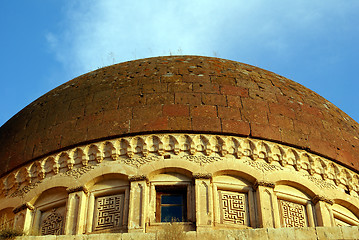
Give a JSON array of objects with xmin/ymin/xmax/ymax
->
[
  {"xmin": 219, "ymin": 190, "xmax": 248, "ymax": 225},
  {"xmin": 93, "ymin": 194, "xmax": 124, "ymax": 231},
  {"xmin": 279, "ymin": 200, "xmax": 307, "ymax": 227},
  {"xmin": 40, "ymin": 209, "xmax": 64, "ymax": 235}
]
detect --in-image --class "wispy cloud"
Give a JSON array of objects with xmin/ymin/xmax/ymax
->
[{"xmin": 47, "ymin": 0, "xmax": 358, "ymax": 78}]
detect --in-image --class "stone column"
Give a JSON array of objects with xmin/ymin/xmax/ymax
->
[
  {"xmin": 254, "ymin": 180, "xmax": 278, "ymax": 228},
  {"xmin": 128, "ymin": 175, "xmax": 148, "ymax": 232},
  {"xmin": 313, "ymin": 195, "xmax": 334, "ymax": 227},
  {"xmin": 65, "ymin": 186, "xmax": 88, "ymax": 235},
  {"xmin": 194, "ymin": 173, "xmax": 213, "ymax": 231},
  {"xmin": 13, "ymin": 203, "xmax": 34, "ymax": 234}
]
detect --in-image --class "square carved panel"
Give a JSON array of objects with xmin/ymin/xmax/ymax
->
[
  {"xmin": 94, "ymin": 194, "xmax": 124, "ymax": 231},
  {"xmin": 40, "ymin": 207, "xmax": 65, "ymax": 235},
  {"xmin": 279, "ymin": 200, "xmax": 307, "ymax": 227},
  {"xmin": 219, "ymin": 190, "xmax": 248, "ymax": 225}
]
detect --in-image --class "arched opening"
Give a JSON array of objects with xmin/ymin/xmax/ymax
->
[
  {"xmin": 32, "ymin": 187, "xmax": 67, "ymax": 235},
  {"xmin": 274, "ymin": 185, "xmax": 315, "ymax": 228},
  {"xmin": 212, "ymin": 174, "xmax": 256, "ymax": 228},
  {"xmin": 86, "ymin": 174, "xmax": 129, "ymax": 233}
]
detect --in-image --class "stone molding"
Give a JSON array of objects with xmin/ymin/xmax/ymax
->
[
  {"xmin": 13, "ymin": 202, "xmax": 35, "ymax": 214},
  {"xmin": 193, "ymin": 173, "xmax": 212, "ymax": 179},
  {"xmin": 66, "ymin": 186, "xmax": 89, "ymax": 194},
  {"xmin": 128, "ymin": 175, "xmax": 148, "ymax": 182},
  {"xmin": 312, "ymin": 195, "xmax": 334, "ymax": 205},
  {"xmin": 1, "ymin": 133, "xmax": 359, "ymax": 197},
  {"xmin": 253, "ymin": 180, "xmax": 275, "ymax": 190}
]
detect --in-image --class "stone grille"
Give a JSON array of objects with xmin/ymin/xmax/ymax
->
[
  {"xmin": 41, "ymin": 209, "xmax": 63, "ymax": 235},
  {"xmin": 280, "ymin": 200, "xmax": 307, "ymax": 227},
  {"xmin": 220, "ymin": 191, "xmax": 247, "ymax": 225},
  {"xmin": 94, "ymin": 194, "xmax": 124, "ymax": 231}
]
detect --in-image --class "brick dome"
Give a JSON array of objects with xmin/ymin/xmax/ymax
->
[{"xmin": 1, "ymin": 55, "xmax": 359, "ymax": 176}]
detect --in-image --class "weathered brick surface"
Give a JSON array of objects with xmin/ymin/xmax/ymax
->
[{"xmin": 1, "ymin": 55, "xmax": 359, "ymax": 176}]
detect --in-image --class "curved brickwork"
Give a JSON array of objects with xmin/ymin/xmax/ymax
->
[{"xmin": 1, "ymin": 56, "xmax": 359, "ymax": 176}]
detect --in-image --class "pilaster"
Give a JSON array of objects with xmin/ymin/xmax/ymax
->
[
  {"xmin": 254, "ymin": 180, "xmax": 278, "ymax": 228},
  {"xmin": 128, "ymin": 175, "xmax": 148, "ymax": 232},
  {"xmin": 193, "ymin": 173, "xmax": 213, "ymax": 231},
  {"xmin": 13, "ymin": 202, "xmax": 34, "ymax": 234},
  {"xmin": 65, "ymin": 186, "xmax": 88, "ymax": 235},
  {"xmin": 313, "ymin": 195, "xmax": 334, "ymax": 227}
]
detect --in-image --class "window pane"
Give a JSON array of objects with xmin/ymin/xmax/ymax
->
[
  {"xmin": 161, "ymin": 206, "xmax": 183, "ymax": 222},
  {"xmin": 161, "ymin": 195, "xmax": 183, "ymax": 204}
]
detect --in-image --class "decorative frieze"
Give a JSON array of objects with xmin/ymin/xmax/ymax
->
[
  {"xmin": 243, "ymin": 160, "xmax": 283, "ymax": 173},
  {"xmin": 9, "ymin": 180, "xmax": 42, "ymax": 198},
  {"xmin": 2, "ymin": 133, "xmax": 359, "ymax": 198},
  {"xmin": 185, "ymin": 155, "xmax": 222, "ymax": 165},
  {"xmin": 304, "ymin": 174, "xmax": 337, "ymax": 190}
]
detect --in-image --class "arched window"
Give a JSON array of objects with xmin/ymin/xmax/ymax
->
[{"xmin": 148, "ymin": 172, "xmax": 194, "ymax": 228}]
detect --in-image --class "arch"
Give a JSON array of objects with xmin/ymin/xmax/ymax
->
[
  {"xmin": 331, "ymin": 200, "xmax": 359, "ymax": 226},
  {"xmin": 148, "ymin": 167, "xmax": 193, "ymax": 180},
  {"xmin": 332, "ymin": 199, "xmax": 359, "ymax": 217},
  {"xmin": 28, "ymin": 186, "xmax": 68, "ymax": 236},
  {"xmin": 85, "ymin": 173, "xmax": 129, "ymax": 190},
  {"xmin": 140, "ymin": 157, "xmax": 201, "ymax": 177},
  {"xmin": 212, "ymin": 169, "xmax": 257, "ymax": 184},
  {"xmin": 86, "ymin": 173, "xmax": 129, "ymax": 234},
  {"xmin": 267, "ymin": 172, "xmax": 322, "ymax": 198},
  {"xmin": 274, "ymin": 184, "xmax": 316, "ymax": 228}
]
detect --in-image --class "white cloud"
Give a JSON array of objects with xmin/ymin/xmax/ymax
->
[{"xmin": 46, "ymin": 0, "xmax": 358, "ymax": 78}]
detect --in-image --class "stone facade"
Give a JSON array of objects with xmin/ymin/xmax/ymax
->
[
  {"xmin": 1, "ymin": 133, "xmax": 359, "ymax": 236},
  {"xmin": 1, "ymin": 56, "xmax": 359, "ymax": 238}
]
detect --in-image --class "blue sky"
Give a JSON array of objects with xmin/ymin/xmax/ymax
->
[{"xmin": 1, "ymin": 1, "xmax": 359, "ymax": 127}]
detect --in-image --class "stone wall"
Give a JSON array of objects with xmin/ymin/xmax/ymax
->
[
  {"xmin": 1, "ymin": 133, "xmax": 359, "ymax": 237},
  {"xmin": 13, "ymin": 226, "xmax": 359, "ymax": 240}
]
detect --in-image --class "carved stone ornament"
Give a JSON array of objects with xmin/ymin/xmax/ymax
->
[
  {"xmin": 253, "ymin": 180, "xmax": 275, "ymax": 190},
  {"xmin": 13, "ymin": 202, "xmax": 35, "ymax": 214},
  {"xmin": 94, "ymin": 194, "xmax": 124, "ymax": 231},
  {"xmin": 41, "ymin": 209, "xmax": 64, "ymax": 235},
  {"xmin": 2, "ymin": 133, "xmax": 359, "ymax": 198},
  {"xmin": 128, "ymin": 175, "xmax": 148, "ymax": 182},
  {"xmin": 312, "ymin": 195, "xmax": 334, "ymax": 205},
  {"xmin": 193, "ymin": 173, "xmax": 212, "ymax": 179},
  {"xmin": 185, "ymin": 155, "xmax": 222, "ymax": 165},
  {"xmin": 220, "ymin": 190, "xmax": 248, "ymax": 225},
  {"xmin": 66, "ymin": 186, "xmax": 89, "ymax": 194},
  {"xmin": 280, "ymin": 200, "xmax": 307, "ymax": 228}
]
